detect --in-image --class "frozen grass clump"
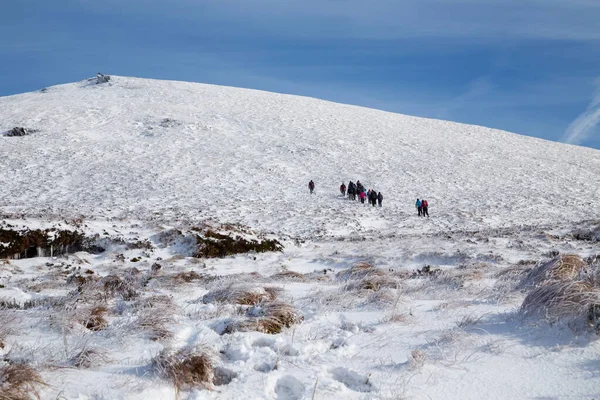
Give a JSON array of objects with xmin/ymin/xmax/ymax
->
[
  {"xmin": 520, "ymin": 279, "xmax": 600, "ymax": 330},
  {"xmin": 336, "ymin": 262, "xmax": 385, "ymax": 282},
  {"xmin": 69, "ymin": 347, "xmax": 110, "ymax": 369},
  {"xmin": 102, "ymin": 275, "xmax": 138, "ymax": 300},
  {"xmin": 222, "ymin": 302, "xmax": 303, "ymax": 335},
  {"xmin": 520, "ymin": 255, "xmax": 587, "ymax": 289},
  {"xmin": 0, "ymin": 362, "xmax": 46, "ymax": 400},
  {"xmin": 202, "ymin": 284, "xmax": 279, "ymax": 305},
  {"xmin": 343, "ymin": 275, "xmax": 400, "ymax": 292},
  {"xmin": 136, "ymin": 309, "xmax": 175, "ymax": 341},
  {"xmin": 152, "ymin": 346, "xmax": 215, "ymax": 392},
  {"xmin": 495, "ymin": 264, "xmax": 534, "ymax": 283},
  {"xmin": 0, "ymin": 310, "xmax": 19, "ymax": 349},
  {"xmin": 82, "ymin": 306, "xmax": 109, "ymax": 331},
  {"xmin": 173, "ymin": 271, "xmax": 204, "ymax": 283},
  {"xmin": 270, "ymin": 270, "xmax": 305, "ymax": 282}
]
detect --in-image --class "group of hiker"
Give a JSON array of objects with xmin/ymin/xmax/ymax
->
[
  {"xmin": 416, "ymin": 198, "xmax": 429, "ymax": 217},
  {"xmin": 340, "ymin": 181, "xmax": 383, "ymax": 207},
  {"xmin": 308, "ymin": 180, "xmax": 430, "ymax": 217}
]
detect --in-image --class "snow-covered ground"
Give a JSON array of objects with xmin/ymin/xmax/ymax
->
[{"xmin": 0, "ymin": 76, "xmax": 599, "ymax": 399}]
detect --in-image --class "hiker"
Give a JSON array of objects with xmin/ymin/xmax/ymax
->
[
  {"xmin": 359, "ymin": 190, "xmax": 366, "ymax": 204},
  {"xmin": 340, "ymin": 183, "xmax": 346, "ymax": 196},
  {"xmin": 369, "ymin": 190, "xmax": 378, "ymax": 207},
  {"xmin": 422, "ymin": 199, "xmax": 429, "ymax": 217},
  {"xmin": 367, "ymin": 189, "xmax": 372, "ymax": 204},
  {"xmin": 377, "ymin": 192, "xmax": 383, "ymax": 207},
  {"xmin": 356, "ymin": 180, "xmax": 364, "ymax": 194},
  {"xmin": 415, "ymin": 199, "xmax": 422, "ymax": 216},
  {"xmin": 348, "ymin": 181, "xmax": 356, "ymax": 200},
  {"xmin": 308, "ymin": 180, "xmax": 315, "ymax": 194}
]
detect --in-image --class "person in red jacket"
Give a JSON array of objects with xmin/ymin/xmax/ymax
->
[
  {"xmin": 308, "ymin": 180, "xmax": 315, "ymax": 194},
  {"xmin": 359, "ymin": 190, "xmax": 366, "ymax": 204},
  {"xmin": 340, "ymin": 183, "xmax": 346, "ymax": 196},
  {"xmin": 422, "ymin": 199, "xmax": 429, "ymax": 217}
]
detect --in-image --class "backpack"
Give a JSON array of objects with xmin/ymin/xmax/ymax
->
[
  {"xmin": 378, "ymin": 193, "xmax": 383, "ymax": 200},
  {"xmin": 422, "ymin": 200, "xmax": 428, "ymax": 207}
]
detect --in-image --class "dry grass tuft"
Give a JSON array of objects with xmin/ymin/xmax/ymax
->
[
  {"xmin": 0, "ymin": 362, "xmax": 46, "ymax": 400},
  {"xmin": 137, "ymin": 310, "xmax": 174, "ymax": 341},
  {"xmin": 82, "ymin": 306, "xmax": 109, "ymax": 331},
  {"xmin": 270, "ymin": 270, "xmax": 305, "ymax": 282},
  {"xmin": 521, "ymin": 255, "xmax": 587, "ymax": 289},
  {"xmin": 336, "ymin": 262, "xmax": 385, "ymax": 282},
  {"xmin": 173, "ymin": 271, "xmax": 203, "ymax": 283},
  {"xmin": 203, "ymin": 285, "xmax": 280, "ymax": 305},
  {"xmin": 495, "ymin": 264, "xmax": 534, "ymax": 282},
  {"xmin": 0, "ymin": 310, "xmax": 19, "ymax": 349},
  {"xmin": 387, "ymin": 312, "xmax": 410, "ymax": 323},
  {"xmin": 223, "ymin": 302, "xmax": 303, "ymax": 335},
  {"xmin": 69, "ymin": 348, "xmax": 110, "ymax": 369},
  {"xmin": 152, "ymin": 346, "xmax": 215, "ymax": 392},
  {"xmin": 343, "ymin": 275, "xmax": 400, "ymax": 292},
  {"xmin": 102, "ymin": 275, "xmax": 138, "ymax": 300},
  {"xmin": 520, "ymin": 280, "xmax": 600, "ymax": 327},
  {"xmin": 408, "ymin": 349, "xmax": 427, "ymax": 370}
]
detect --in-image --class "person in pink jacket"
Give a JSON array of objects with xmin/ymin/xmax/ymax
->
[{"xmin": 359, "ymin": 190, "xmax": 366, "ymax": 204}]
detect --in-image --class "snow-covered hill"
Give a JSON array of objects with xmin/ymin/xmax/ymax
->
[
  {"xmin": 1, "ymin": 77, "xmax": 599, "ymax": 400},
  {"xmin": 1, "ymin": 76, "xmax": 599, "ymax": 238}
]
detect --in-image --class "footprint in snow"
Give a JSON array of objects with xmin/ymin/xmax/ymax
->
[
  {"xmin": 330, "ymin": 367, "xmax": 374, "ymax": 393},
  {"xmin": 275, "ymin": 375, "xmax": 305, "ymax": 400}
]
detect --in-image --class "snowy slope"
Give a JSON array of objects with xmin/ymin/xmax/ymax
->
[
  {"xmin": 1, "ymin": 76, "xmax": 599, "ymax": 238},
  {"xmin": 1, "ymin": 77, "xmax": 600, "ymax": 400}
]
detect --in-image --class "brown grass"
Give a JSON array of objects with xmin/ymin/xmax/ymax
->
[
  {"xmin": 0, "ymin": 363, "xmax": 46, "ymax": 400},
  {"xmin": 343, "ymin": 275, "xmax": 400, "ymax": 292},
  {"xmin": 173, "ymin": 271, "xmax": 203, "ymax": 283},
  {"xmin": 82, "ymin": 306, "xmax": 109, "ymax": 331},
  {"xmin": 137, "ymin": 310, "xmax": 174, "ymax": 341},
  {"xmin": 495, "ymin": 264, "xmax": 534, "ymax": 282},
  {"xmin": 102, "ymin": 275, "xmax": 138, "ymax": 300},
  {"xmin": 336, "ymin": 262, "xmax": 385, "ymax": 282},
  {"xmin": 521, "ymin": 280, "xmax": 600, "ymax": 326},
  {"xmin": 152, "ymin": 347, "xmax": 215, "ymax": 393},
  {"xmin": 270, "ymin": 270, "xmax": 305, "ymax": 282},
  {"xmin": 203, "ymin": 285, "xmax": 279, "ymax": 305},
  {"xmin": 521, "ymin": 255, "xmax": 587, "ymax": 289},
  {"xmin": 223, "ymin": 302, "xmax": 303, "ymax": 335}
]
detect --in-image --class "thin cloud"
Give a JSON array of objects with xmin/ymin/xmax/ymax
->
[
  {"xmin": 433, "ymin": 77, "xmax": 496, "ymax": 119},
  {"xmin": 564, "ymin": 79, "xmax": 600, "ymax": 145}
]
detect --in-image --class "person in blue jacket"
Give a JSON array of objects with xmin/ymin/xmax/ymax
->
[{"xmin": 415, "ymin": 199, "xmax": 422, "ymax": 216}]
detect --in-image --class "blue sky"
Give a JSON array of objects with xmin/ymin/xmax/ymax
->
[{"xmin": 1, "ymin": 0, "xmax": 599, "ymax": 149}]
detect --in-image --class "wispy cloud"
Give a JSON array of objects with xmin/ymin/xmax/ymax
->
[
  {"xmin": 564, "ymin": 79, "xmax": 600, "ymax": 145},
  {"xmin": 432, "ymin": 76, "xmax": 496, "ymax": 119}
]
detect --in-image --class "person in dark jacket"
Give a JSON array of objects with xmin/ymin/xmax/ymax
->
[
  {"xmin": 348, "ymin": 184, "xmax": 355, "ymax": 200},
  {"xmin": 377, "ymin": 192, "xmax": 383, "ymax": 207},
  {"xmin": 349, "ymin": 181, "xmax": 357, "ymax": 200},
  {"xmin": 421, "ymin": 199, "xmax": 429, "ymax": 217},
  {"xmin": 340, "ymin": 183, "xmax": 346, "ymax": 196},
  {"xmin": 308, "ymin": 180, "xmax": 315, "ymax": 194},
  {"xmin": 356, "ymin": 181, "xmax": 364, "ymax": 194},
  {"xmin": 369, "ymin": 190, "xmax": 377, "ymax": 207}
]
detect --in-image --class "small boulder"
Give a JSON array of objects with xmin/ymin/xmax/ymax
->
[{"xmin": 97, "ymin": 72, "xmax": 111, "ymax": 84}]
